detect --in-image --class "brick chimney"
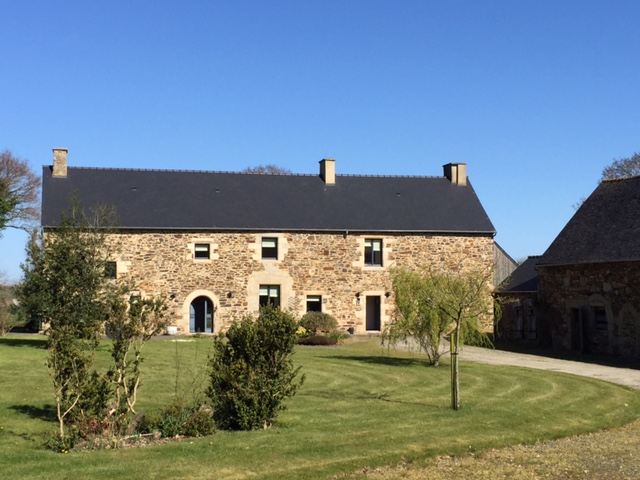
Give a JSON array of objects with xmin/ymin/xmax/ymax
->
[
  {"xmin": 319, "ymin": 158, "xmax": 336, "ymax": 185},
  {"xmin": 52, "ymin": 148, "xmax": 68, "ymax": 177},
  {"xmin": 443, "ymin": 163, "xmax": 467, "ymax": 186}
]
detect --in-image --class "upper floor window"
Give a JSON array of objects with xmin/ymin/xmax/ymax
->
[
  {"xmin": 261, "ymin": 237, "xmax": 278, "ymax": 260},
  {"xmin": 259, "ymin": 285, "xmax": 280, "ymax": 308},
  {"xmin": 306, "ymin": 295, "xmax": 322, "ymax": 312},
  {"xmin": 194, "ymin": 243, "xmax": 210, "ymax": 260},
  {"xmin": 364, "ymin": 239, "xmax": 383, "ymax": 266}
]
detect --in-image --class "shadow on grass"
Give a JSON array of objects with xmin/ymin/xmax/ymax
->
[
  {"xmin": 0, "ymin": 336, "xmax": 47, "ymax": 349},
  {"xmin": 301, "ymin": 387, "xmax": 443, "ymax": 409},
  {"xmin": 323, "ymin": 354, "xmax": 430, "ymax": 368},
  {"xmin": 9, "ymin": 404, "xmax": 57, "ymax": 422}
]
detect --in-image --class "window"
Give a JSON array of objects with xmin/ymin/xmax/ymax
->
[
  {"xmin": 104, "ymin": 261, "xmax": 117, "ymax": 279},
  {"xmin": 514, "ymin": 306, "xmax": 523, "ymax": 338},
  {"xmin": 364, "ymin": 239, "xmax": 382, "ymax": 266},
  {"xmin": 261, "ymin": 237, "xmax": 278, "ymax": 260},
  {"xmin": 306, "ymin": 295, "xmax": 322, "ymax": 312},
  {"xmin": 527, "ymin": 308, "xmax": 536, "ymax": 333},
  {"xmin": 593, "ymin": 306, "xmax": 607, "ymax": 330},
  {"xmin": 259, "ymin": 285, "xmax": 280, "ymax": 308},
  {"xmin": 194, "ymin": 243, "xmax": 210, "ymax": 259}
]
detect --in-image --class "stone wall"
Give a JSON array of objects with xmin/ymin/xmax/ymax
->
[
  {"xmin": 538, "ymin": 261, "xmax": 640, "ymax": 358},
  {"xmin": 105, "ymin": 230, "xmax": 495, "ymax": 334}
]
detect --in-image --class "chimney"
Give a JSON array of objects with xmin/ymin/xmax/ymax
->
[
  {"xmin": 443, "ymin": 163, "xmax": 467, "ymax": 186},
  {"xmin": 319, "ymin": 158, "xmax": 336, "ymax": 185},
  {"xmin": 52, "ymin": 148, "xmax": 68, "ymax": 177}
]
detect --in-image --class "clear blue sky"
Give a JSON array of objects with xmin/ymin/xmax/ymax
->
[{"xmin": 1, "ymin": 0, "xmax": 639, "ymax": 282}]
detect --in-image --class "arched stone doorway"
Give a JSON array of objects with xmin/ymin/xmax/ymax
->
[{"xmin": 190, "ymin": 296, "xmax": 214, "ymax": 334}]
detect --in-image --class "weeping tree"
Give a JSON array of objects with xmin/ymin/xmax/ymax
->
[
  {"xmin": 425, "ymin": 267, "xmax": 497, "ymax": 410},
  {"xmin": 383, "ymin": 268, "xmax": 452, "ymax": 366},
  {"xmin": 384, "ymin": 265, "xmax": 497, "ymax": 410}
]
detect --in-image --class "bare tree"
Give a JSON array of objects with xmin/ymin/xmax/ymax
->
[
  {"xmin": 601, "ymin": 152, "xmax": 640, "ymax": 181},
  {"xmin": 0, "ymin": 150, "xmax": 40, "ymax": 234},
  {"xmin": 242, "ymin": 165, "xmax": 292, "ymax": 174},
  {"xmin": 573, "ymin": 151, "xmax": 640, "ymax": 210}
]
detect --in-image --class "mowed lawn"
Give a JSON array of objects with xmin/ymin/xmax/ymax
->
[{"xmin": 1, "ymin": 335, "xmax": 639, "ymax": 480}]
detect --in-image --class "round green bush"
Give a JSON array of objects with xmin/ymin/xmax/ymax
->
[{"xmin": 299, "ymin": 311, "xmax": 338, "ymax": 335}]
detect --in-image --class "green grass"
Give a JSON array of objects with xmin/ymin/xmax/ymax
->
[{"xmin": 1, "ymin": 335, "xmax": 639, "ymax": 479}]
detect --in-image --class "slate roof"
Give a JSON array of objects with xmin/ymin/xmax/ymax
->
[
  {"xmin": 495, "ymin": 256, "xmax": 539, "ymax": 294},
  {"xmin": 41, "ymin": 166, "xmax": 496, "ymax": 234},
  {"xmin": 539, "ymin": 176, "xmax": 640, "ymax": 266}
]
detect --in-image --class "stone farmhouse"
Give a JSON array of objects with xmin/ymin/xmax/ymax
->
[
  {"xmin": 42, "ymin": 148, "xmax": 501, "ymax": 335},
  {"xmin": 496, "ymin": 176, "xmax": 640, "ymax": 360}
]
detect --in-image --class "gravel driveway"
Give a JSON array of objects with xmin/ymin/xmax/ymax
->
[{"xmin": 459, "ymin": 345, "xmax": 640, "ymax": 390}]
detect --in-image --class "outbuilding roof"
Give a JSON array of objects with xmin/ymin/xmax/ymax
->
[
  {"xmin": 539, "ymin": 176, "xmax": 640, "ymax": 266},
  {"xmin": 41, "ymin": 163, "xmax": 496, "ymax": 234},
  {"xmin": 495, "ymin": 256, "xmax": 539, "ymax": 294}
]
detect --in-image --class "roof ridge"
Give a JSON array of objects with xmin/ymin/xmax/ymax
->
[
  {"xmin": 338, "ymin": 173, "xmax": 443, "ymax": 179},
  {"xmin": 601, "ymin": 175, "xmax": 640, "ymax": 183},
  {"xmin": 61, "ymin": 166, "xmax": 446, "ymax": 179},
  {"xmin": 62, "ymin": 166, "xmax": 310, "ymax": 176}
]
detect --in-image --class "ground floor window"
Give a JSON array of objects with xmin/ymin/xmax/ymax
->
[
  {"xmin": 306, "ymin": 295, "xmax": 322, "ymax": 312},
  {"xmin": 104, "ymin": 261, "xmax": 117, "ymax": 279},
  {"xmin": 514, "ymin": 305, "xmax": 524, "ymax": 338},
  {"xmin": 259, "ymin": 285, "xmax": 280, "ymax": 308},
  {"xmin": 593, "ymin": 306, "xmax": 607, "ymax": 330}
]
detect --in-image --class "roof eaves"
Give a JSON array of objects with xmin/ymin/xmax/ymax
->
[
  {"xmin": 536, "ymin": 257, "xmax": 640, "ymax": 268},
  {"xmin": 42, "ymin": 225, "xmax": 497, "ymax": 235}
]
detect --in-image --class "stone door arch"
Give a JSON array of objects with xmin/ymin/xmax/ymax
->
[{"xmin": 183, "ymin": 290, "xmax": 220, "ymax": 334}]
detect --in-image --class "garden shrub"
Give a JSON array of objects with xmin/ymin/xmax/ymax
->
[
  {"xmin": 45, "ymin": 431, "xmax": 78, "ymax": 453},
  {"xmin": 297, "ymin": 334, "xmax": 338, "ymax": 346},
  {"xmin": 207, "ymin": 306, "xmax": 305, "ymax": 430},
  {"xmin": 299, "ymin": 311, "xmax": 338, "ymax": 335},
  {"xmin": 143, "ymin": 401, "xmax": 215, "ymax": 438}
]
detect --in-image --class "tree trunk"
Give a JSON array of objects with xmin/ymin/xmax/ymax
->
[{"xmin": 451, "ymin": 322, "xmax": 461, "ymax": 410}]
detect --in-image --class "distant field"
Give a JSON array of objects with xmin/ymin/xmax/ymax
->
[{"xmin": 1, "ymin": 335, "xmax": 638, "ymax": 480}]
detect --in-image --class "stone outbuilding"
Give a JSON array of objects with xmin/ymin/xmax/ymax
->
[
  {"xmin": 42, "ymin": 149, "xmax": 501, "ymax": 335},
  {"xmin": 534, "ymin": 176, "xmax": 640, "ymax": 359},
  {"xmin": 493, "ymin": 255, "xmax": 540, "ymax": 343}
]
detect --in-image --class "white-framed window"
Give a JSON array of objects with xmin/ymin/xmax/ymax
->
[
  {"xmin": 364, "ymin": 239, "xmax": 383, "ymax": 266},
  {"xmin": 194, "ymin": 243, "xmax": 210, "ymax": 260},
  {"xmin": 261, "ymin": 237, "xmax": 278, "ymax": 260},
  {"xmin": 259, "ymin": 285, "xmax": 280, "ymax": 308}
]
